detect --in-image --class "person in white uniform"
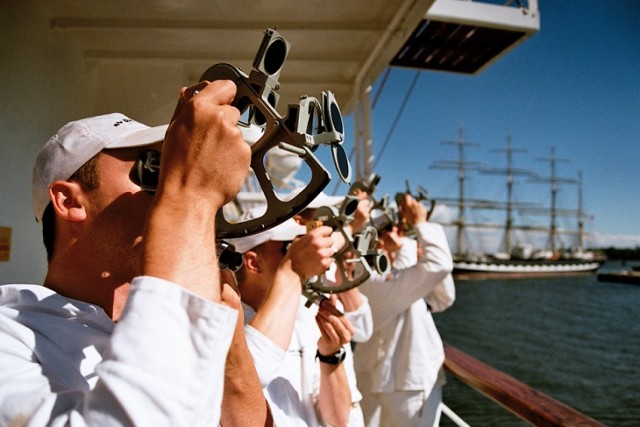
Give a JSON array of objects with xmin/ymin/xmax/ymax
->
[
  {"xmin": 227, "ymin": 211, "xmax": 354, "ymax": 427},
  {"xmin": 292, "ymin": 190, "xmax": 375, "ymax": 427},
  {"xmin": 355, "ymin": 194, "xmax": 455, "ymax": 427},
  {"xmin": 0, "ymin": 80, "xmax": 269, "ymax": 426}
]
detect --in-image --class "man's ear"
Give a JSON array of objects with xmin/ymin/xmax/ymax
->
[
  {"xmin": 48, "ymin": 180, "xmax": 88, "ymax": 222},
  {"xmin": 242, "ymin": 250, "xmax": 261, "ymax": 274}
]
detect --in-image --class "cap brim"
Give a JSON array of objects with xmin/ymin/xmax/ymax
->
[
  {"xmin": 107, "ymin": 124, "xmax": 168, "ymax": 149},
  {"xmin": 306, "ymin": 193, "xmax": 345, "ymax": 209},
  {"xmin": 225, "ymin": 219, "xmax": 307, "ymax": 253},
  {"xmin": 270, "ymin": 222, "xmax": 307, "ymax": 242},
  {"xmin": 285, "ymin": 188, "xmax": 345, "ymax": 210}
]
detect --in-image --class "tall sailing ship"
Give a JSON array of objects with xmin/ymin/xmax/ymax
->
[{"xmin": 430, "ymin": 128, "xmax": 605, "ymax": 279}]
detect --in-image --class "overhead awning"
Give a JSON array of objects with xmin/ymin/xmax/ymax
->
[
  {"xmin": 39, "ymin": 0, "xmax": 539, "ymax": 180},
  {"xmin": 391, "ymin": 0, "xmax": 540, "ymax": 74}
]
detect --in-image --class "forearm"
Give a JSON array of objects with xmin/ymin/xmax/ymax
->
[
  {"xmin": 416, "ymin": 222, "xmax": 454, "ymax": 275},
  {"xmin": 317, "ymin": 363, "xmax": 352, "ymax": 427},
  {"xmin": 315, "ymin": 302, "xmax": 353, "ymax": 427},
  {"xmin": 337, "ymin": 288, "xmax": 363, "ymax": 312},
  {"xmin": 249, "ymin": 260, "xmax": 301, "ymax": 350},
  {"xmin": 222, "ymin": 313, "xmax": 273, "ymax": 426},
  {"xmin": 141, "ymin": 197, "xmax": 220, "ymax": 301}
]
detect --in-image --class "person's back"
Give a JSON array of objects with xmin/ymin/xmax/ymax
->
[{"xmin": 355, "ymin": 195, "xmax": 455, "ymax": 427}]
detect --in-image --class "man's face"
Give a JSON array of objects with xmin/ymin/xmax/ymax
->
[
  {"xmin": 239, "ymin": 240, "xmax": 288, "ymax": 304},
  {"xmin": 255, "ymin": 240, "xmax": 287, "ymax": 281},
  {"xmin": 89, "ymin": 145, "xmax": 159, "ymax": 208},
  {"xmin": 378, "ymin": 225, "xmax": 404, "ymax": 255},
  {"xmin": 80, "ymin": 143, "xmax": 162, "ymax": 277}
]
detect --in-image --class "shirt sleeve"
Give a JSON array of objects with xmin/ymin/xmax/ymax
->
[
  {"xmin": 426, "ymin": 273, "xmax": 456, "ymax": 313},
  {"xmin": 343, "ymin": 293, "xmax": 373, "ymax": 343},
  {"xmin": 0, "ymin": 276, "xmax": 238, "ymax": 427},
  {"xmin": 361, "ymin": 223, "xmax": 454, "ymax": 331},
  {"xmin": 244, "ymin": 325, "xmax": 287, "ymax": 387}
]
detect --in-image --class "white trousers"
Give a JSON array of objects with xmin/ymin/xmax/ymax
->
[{"xmin": 358, "ymin": 377, "xmax": 443, "ymax": 427}]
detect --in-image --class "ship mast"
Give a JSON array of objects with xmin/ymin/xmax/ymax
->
[
  {"xmin": 481, "ymin": 135, "xmax": 533, "ymax": 254},
  {"xmin": 577, "ymin": 171, "xmax": 586, "ymax": 250},
  {"xmin": 531, "ymin": 147, "xmax": 577, "ymax": 253},
  {"xmin": 429, "ymin": 125, "xmax": 483, "ymax": 258},
  {"xmin": 432, "ymin": 133, "xmax": 590, "ymax": 258}
]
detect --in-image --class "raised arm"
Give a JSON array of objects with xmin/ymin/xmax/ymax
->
[
  {"xmin": 362, "ymin": 195, "xmax": 453, "ymax": 330},
  {"xmin": 141, "ymin": 80, "xmax": 250, "ymax": 300},
  {"xmin": 315, "ymin": 296, "xmax": 354, "ymax": 427},
  {"xmin": 248, "ymin": 225, "xmax": 335, "ymax": 350}
]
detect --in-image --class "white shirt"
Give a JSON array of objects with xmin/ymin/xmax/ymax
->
[
  {"xmin": 244, "ymin": 298, "xmax": 322, "ymax": 426},
  {"xmin": 355, "ymin": 223, "xmax": 454, "ymax": 394},
  {"xmin": 0, "ymin": 277, "xmax": 237, "ymax": 426},
  {"xmin": 245, "ymin": 294, "xmax": 368, "ymax": 426}
]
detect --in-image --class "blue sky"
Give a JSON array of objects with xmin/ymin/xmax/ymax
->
[{"xmin": 330, "ymin": 1, "xmax": 640, "ymax": 250}]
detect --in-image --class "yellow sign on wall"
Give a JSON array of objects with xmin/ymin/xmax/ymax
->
[{"xmin": 0, "ymin": 227, "xmax": 12, "ymax": 262}]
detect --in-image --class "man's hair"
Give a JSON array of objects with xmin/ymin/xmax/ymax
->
[
  {"xmin": 42, "ymin": 153, "xmax": 101, "ymax": 261},
  {"xmin": 233, "ymin": 242, "xmax": 271, "ymax": 285},
  {"xmin": 295, "ymin": 209, "xmax": 316, "ymax": 224}
]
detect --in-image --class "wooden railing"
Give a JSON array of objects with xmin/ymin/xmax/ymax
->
[{"xmin": 443, "ymin": 343, "xmax": 605, "ymax": 427}]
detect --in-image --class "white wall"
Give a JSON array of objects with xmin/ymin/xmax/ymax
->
[
  {"xmin": 0, "ymin": 1, "xmax": 183, "ymax": 283},
  {"xmin": 1, "ymin": 1, "xmax": 66, "ymax": 282}
]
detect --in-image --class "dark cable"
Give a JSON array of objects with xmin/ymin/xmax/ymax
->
[
  {"xmin": 372, "ymin": 67, "xmax": 392, "ymax": 110},
  {"xmin": 373, "ymin": 71, "xmax": 421, "ymax": 168}
]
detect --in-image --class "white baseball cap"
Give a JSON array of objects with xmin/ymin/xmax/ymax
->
[
  {"xmin": 32, "ymin": 113, "xmax": 168, "ymax": 223},
  {"xmin": 306, "ymin": 191, "xmax": 345, "ymax": 209},
  {"xmin": 225, "ymin": 206, "xmax": 307, "ymax": 253},
  {"xmin": 284, "ymin": 187, "xmax": 344, "ymax": 210}
]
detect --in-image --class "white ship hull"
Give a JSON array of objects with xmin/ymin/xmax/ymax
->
[{"xmin": 453, "ymin": 259, "xmax": 603, "ymax": 279}]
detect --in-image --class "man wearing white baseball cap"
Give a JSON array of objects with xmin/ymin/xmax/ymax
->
[
  {"xmin": 291, "ymin": 188, "xmax": 373, "ymax": 427},
  {"xmin": 0, "ymin": 81, "xmax": 269, "ymax": 425},
  {"xmin": 31, "ymin": 113, "xmax": 167, "ymax": 224},
  {"xmin": 226, "ymin": 209, "xmax": 354, "ymax": 427}
]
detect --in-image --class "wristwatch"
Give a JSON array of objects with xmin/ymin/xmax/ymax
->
[{"xmin": 316, "ymin": 347, "xmax": 347, "ymax": 365}]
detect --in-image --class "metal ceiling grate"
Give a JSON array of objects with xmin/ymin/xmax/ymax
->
[{"xmin": 391, "ymin": 19, "xmax": 527, "ymax": 74}]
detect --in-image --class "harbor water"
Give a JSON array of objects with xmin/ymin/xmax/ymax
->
[{"xmin": 434, "ymin": 261, "xmax": 639, "ymax": 426}]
